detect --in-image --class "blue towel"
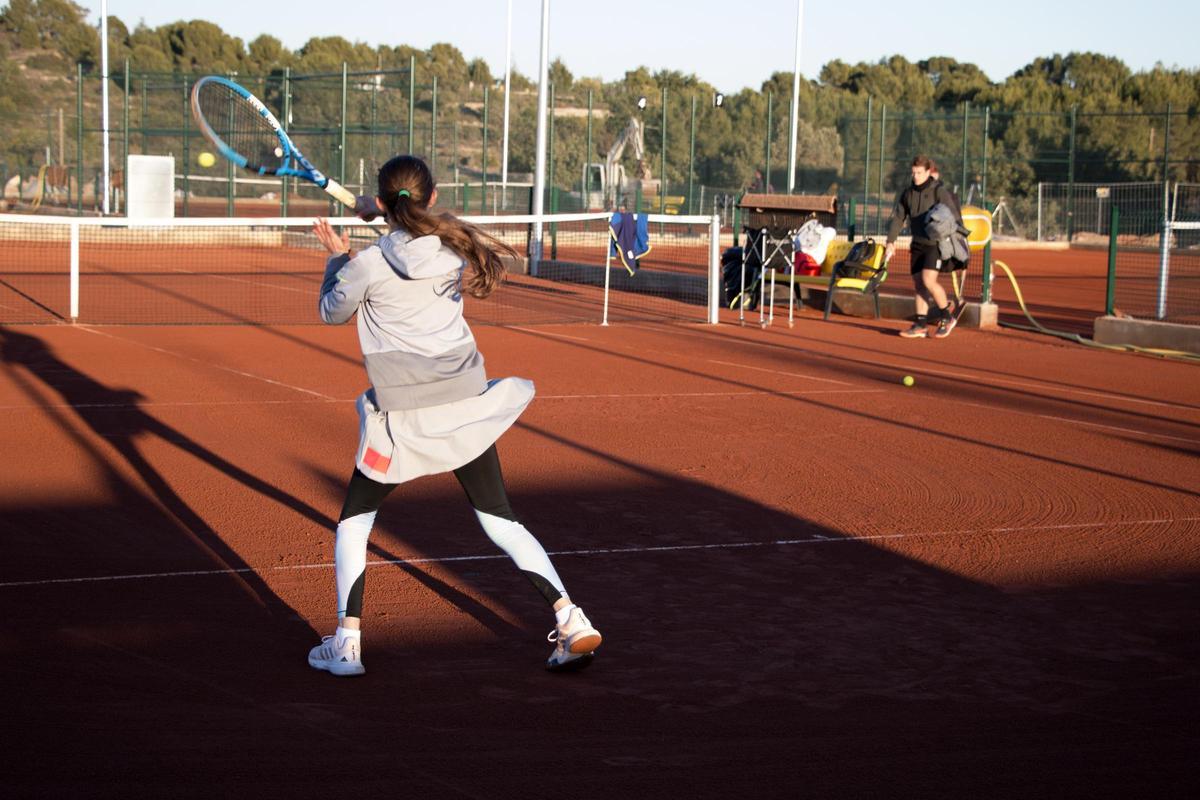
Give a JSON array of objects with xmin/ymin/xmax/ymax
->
[{"xmin": 609, "ymin": 212, "xmax": 651, "ymax": 275}]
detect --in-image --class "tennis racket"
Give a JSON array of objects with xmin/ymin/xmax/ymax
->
[{"xmin": 190, "ymin": 76, "xmax": 356, "ymax": 208}]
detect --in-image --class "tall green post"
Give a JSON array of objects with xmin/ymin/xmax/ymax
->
[
  {"xmin": 281, "ymin": 68, "xmax": 291, "ymax": 216},
  {"xmin": 140, "ymin": 76, "xmax": 147, "ymax": 152},
  {"xmin": 688, "ymin": 95, "xmax": 697, "ymax": 214},
  {"xmin": 659, "ymin": 86, "xmax": 667, "ymax": 215},
  {"xmin": 764, "ymin": 92, "xmax": 772, "ymax": 191},
  {"xmin": 182, "ymin": 77, "xmax": 191, "ymax": 216},
  {"xmin": 481, "ymin": 84, "xmax": 489, "ymax": 214},
  {"xmin": 960, "ymin": 101, "xmax": 969, "ymax": 195},
  {"xmin": 76, "ymin": 62, "xmax": 83, "ymax": 213},
  {"xmin": 226, "ymin": 96, "xmax": 235, "ymax": 216},
  {"xmin": 876, "ymin": 105, "xmax": 887, "ymax": 235},
  {"xmin": 408, "ymin": 55, "xmax": 416, "ymax": 154},
  {"xmin": 981, "ymin": 106, "xmax": 990, "ymax": 203},
  {"xmin": 547, "ymin": 83, "xmax": 555, "ymax": 213},
  {"xmin": 1162, "ymin": 102, "xmax": 1172, "ymax": 182},
  {"xmin": 370, "ymin": 71, "xmax": 378, "ymax": 169},
  {"xmin": 430, "ymin": 76, "xmax": 438, "ymax": 174},
  {"xmin": 339, "ymin": 62, "xmax": 348, "ymax": 188},
  {"xmin": 848, "ymin": 197, "xmax": 857, "ymax": 241},
  {"xmin": 584, "ymin": 89, "xmax": 593, "ymax": 208},
  {"xmin": 863, "ymin": 96, "xmax": 872, "ymax": 228},
  {"xmin": 1066, "ymin": 105, "xmax": 1077, "ymax": 241},
  {"xmin": 1106, "ymin": 203, "xmax": 1119, "ymax": 316},
  {"xmin": 122, "ymin": 61, "xmax": 129, "ymax": 196}
]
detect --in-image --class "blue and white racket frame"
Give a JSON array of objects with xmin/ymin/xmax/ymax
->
[{"xmin": 190, "ymin": 75, "xmax": 356, "ymax": 208}]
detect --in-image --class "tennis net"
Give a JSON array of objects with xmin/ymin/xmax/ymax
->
[{"xmin": 0, "ymin": 212, "xmax": 719, "ymax": 326}]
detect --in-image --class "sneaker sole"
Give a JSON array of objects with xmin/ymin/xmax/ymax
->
[
  {"xmin": 308, "ymin": 656, "xmax": 366, "ymax": 677},
  {"xmin": 934, "ymin": 322, "xmax": 957, "ymax": 339},
  {"xmin": 546, "ymin": 652, "xmax": 595, "ymax": 673},
  {"xmin": 568, "ymin": 631, "xmax": 602, "ymax": 654}
]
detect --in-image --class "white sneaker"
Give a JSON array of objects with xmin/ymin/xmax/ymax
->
[
  {"xmin": 308, "ymin": 633, "xmax": 365, "ymax": 677},
  {"xmin": 545, "ymin": 606, "xmax": 602, "ymax": 673}
]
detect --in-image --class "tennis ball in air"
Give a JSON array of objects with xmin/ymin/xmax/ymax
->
[
  {"xmin": 197, "ymin": 152, "xmax": 216, "ymax": 168},
  {"xmin": 902, "ymin": 375, "xmax": 915, "ymax": 387},
  {"xmin": 274, "ymin": 146, "xmax": 284, "ymax": 158}
]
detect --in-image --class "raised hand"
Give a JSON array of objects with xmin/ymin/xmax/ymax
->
[{"xmin": 312, "ymin": 218, "xmax": 350, "ymax": 256}]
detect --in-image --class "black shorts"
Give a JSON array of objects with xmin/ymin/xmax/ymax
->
[{"xmin": 909, "ymin": 243, "xmax": 943, "ymax": 275}]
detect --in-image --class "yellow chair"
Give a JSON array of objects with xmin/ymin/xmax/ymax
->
[{"xmin": 820, "ymin": 239, "xmax": 888, "ymax": 320}]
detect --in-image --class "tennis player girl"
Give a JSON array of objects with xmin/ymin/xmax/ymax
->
[{"xmin": 308, "ymin": 155, "xmax": 601, "ymax": 675}]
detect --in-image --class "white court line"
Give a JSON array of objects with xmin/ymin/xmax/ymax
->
[
  {"xmin": 0, "ymin": 388, "xmax": 878, "ymax": 413},
  {"xmin": 3, "ymin": 515, "xmax": 1196, "ymax": 589},
  {"xmin": 628, "ymin": 322, "xmax": 1199, "ymax": 413},
  {"xmin": 75, "ymin": 326, "xmax": 337, "ymax": 400},
  {"xmin": 167, "ymin": 268, "xmax": 314, "ymax": 295},
  {"xmin": 537, "ymin": 388, "xmax": 882, "ymax": 400},
  {"xmin": 707, "ymin": 359, "xmax": 854, "ymax": 386},
  {"xmin": 0, "ymin": 398, "xmax": 349, "ymax": 411},
  {"xmin": 507, "ymin": 326, "xmax": 593, "ymax": 343}
]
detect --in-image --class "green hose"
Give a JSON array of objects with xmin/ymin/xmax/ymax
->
[{"xmin": 989, "ymin": 259, "xmax": 1200, "ymax": 363}]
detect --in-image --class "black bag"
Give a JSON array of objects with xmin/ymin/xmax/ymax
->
[
  {"xmin": 720, "ymin": 246, "xmax": 761, "ymax": 310},
  {"xmin": 837, "ymin": 238, "xmax": 886, "ymax": 280}
]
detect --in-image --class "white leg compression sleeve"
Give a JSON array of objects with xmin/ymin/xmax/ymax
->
[
  {"xmin": 474, "ymin": 509, "xmax": 567, "ymax": 602},
  {"xmin": 335, "ymin": 511, "xmax": 375, "ymax": 619}
]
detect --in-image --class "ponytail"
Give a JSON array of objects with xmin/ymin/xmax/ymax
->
[{"xmin": 377, "ymin": 155, "xmax": 514, "ymax": 299}]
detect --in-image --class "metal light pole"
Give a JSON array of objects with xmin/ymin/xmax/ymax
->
[
  {"xmin": 531, "ymin": 0, "xmax": 551, "ymax": 275},
  {"xmin": 501, "ymin": 0, "xmax": 513, "ymax": 208},
  {"xmin": 786, "ymin": 0, "xmax": 804, "ymax": 194},
  {"xmin": 101, "ymin": 0, "xmax": 111, "ymax": 214}
]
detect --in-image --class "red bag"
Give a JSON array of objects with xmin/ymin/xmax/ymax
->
[{"xmin": 793, "ymin": 251, "xmax": 820, "ymax": 276}]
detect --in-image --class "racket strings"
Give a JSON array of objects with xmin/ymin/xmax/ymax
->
[{"xmin": 195, "ymin": 83, "xmax": 284, "ymax": 170}]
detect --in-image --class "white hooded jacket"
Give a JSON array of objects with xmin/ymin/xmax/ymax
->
[{"xmin": 319, "ymin": 228, "xmax": 488, "ymax": 410}]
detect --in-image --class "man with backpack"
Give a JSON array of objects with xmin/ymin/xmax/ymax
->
[{"xmin": 884, "ymin": 156, "xmax": 967, "ymax": 338}]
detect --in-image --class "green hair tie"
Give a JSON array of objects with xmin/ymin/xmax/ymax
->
[{"xmin": 396, "ymin": 189, "xmax": 411, "ymax": 198}]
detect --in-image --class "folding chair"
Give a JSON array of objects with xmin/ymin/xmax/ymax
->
[{"xmin": 822, "ymin": 240, "xmax": 889, "ymax": 321}]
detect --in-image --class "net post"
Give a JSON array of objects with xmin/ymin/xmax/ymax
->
[
  {"xmin": 69, "ymin": 221, "xmax": 80, "ymax": 320},
  {"xmin": 758, "ymin": 228, "xmax": 767, "ymax": 326},
  {"xmin": 1105, "ymin": 204, "xmax": 1119, "ymax": 316},
  {"xmin": 981, "ymin": 201, "xmax": 994, "ymax": 304},
  {"xmin": 1157, "ymin": 180, "xmax": 1170, "ymax": 320},
  {"xmin": 601, "ymin": 225, "xmax": 612, "ymax": 326},
  {"xmin": 708, "ymin": 214, "xmax": 720, "ymax": 324}
]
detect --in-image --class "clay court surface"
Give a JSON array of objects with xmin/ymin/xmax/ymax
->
[{"xmin": 1, "ymin": 258, "xmax": 1198, "ymax": 796}]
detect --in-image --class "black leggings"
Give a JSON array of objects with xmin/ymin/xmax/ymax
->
[
  {"xmin": 335, "ymin": 445, "xmax": 566, "ymax": 611},
  {"xmin": 340, "ymin": 444, "xmax": 516, "ymax": 523}
]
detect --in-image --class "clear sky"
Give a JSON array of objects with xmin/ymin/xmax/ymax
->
[{"xmin": 75, "ymin": 0, "xmax": 1199, "ymax": 91}]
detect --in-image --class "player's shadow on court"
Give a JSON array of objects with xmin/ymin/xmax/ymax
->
[
  {"xmin": 0, "ymin": 326, "xmax": 313, "ymax": 629},
  {"xmin": 0, "ymin": 325, "xmax": 516, "ymax": 642}
]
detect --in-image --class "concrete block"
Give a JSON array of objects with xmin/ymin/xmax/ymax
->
[{"xmin": 1094, "ymin": 315, "xmax": 1200, "ymax": 355}]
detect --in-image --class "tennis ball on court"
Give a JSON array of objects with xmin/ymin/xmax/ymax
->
[
  {"xmin": 902, "ymin": 375, "xmax": 915, "ymax": 387},
  {"xmin": 197, "ymin": 151, "xmax": 216, "ymax": 168}
]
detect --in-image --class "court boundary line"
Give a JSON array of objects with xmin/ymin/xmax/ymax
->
[
  {"xmin": 74, "ymin": 325, "xmax": 337, "ymax": 400},
  {"xmin": 0, "ymin": 387, "xmax": 883, "ymax": 412},
  {"xmin": 4, "ymin": 514, "xmax": 1196, "ymax": 590}
]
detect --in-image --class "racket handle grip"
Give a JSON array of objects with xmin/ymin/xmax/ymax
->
[
  {"xmin": 353, "ymin": 195, "xmax": 381, "ymax": 221},
  {"xmin": 323, "ymin": 179, "xmax": 357, "ymax": 209}
]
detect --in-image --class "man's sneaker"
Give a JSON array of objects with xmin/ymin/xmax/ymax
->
[
  {"xmin": 546, "ymin": 606, "xmax": 602, "ymax": 673},
  {"xmin": 308, "ymin": 633, "xmax": 365, "ymax": 676},
  {"xmin": 933, "ymin": 315, "xmax": 958, "ymax": 339},
  {"xmin": 899, "ymin": 322, "xmax": 929, "ymax": 338}
]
